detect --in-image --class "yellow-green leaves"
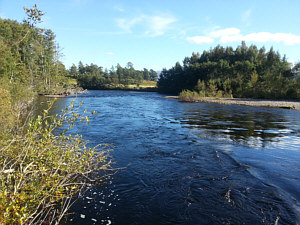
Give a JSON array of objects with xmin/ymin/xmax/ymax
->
[
  {"xmin": 0, "ymin": 87, "xmax": 14, "ymax": 137},
  {"xmin": 0, "ymin": 101, "xmax": 111, "ymax": 224}
]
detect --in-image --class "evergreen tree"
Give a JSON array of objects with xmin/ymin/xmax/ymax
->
[{"xmin": 157, "ymin": 42, "xmax": 298, "ymax": 99}]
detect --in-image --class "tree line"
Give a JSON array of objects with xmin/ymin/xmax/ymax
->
[
  {"xmin": 0, "ymin": 12, "xmax": 158, "ymax": 134},
  {"xmin": 0, "ymin": 6, "xmax": 110, "ymax": 224},
  {"xmin": 69, "ymin": 61, "xmax": 158, "ymax": 89},
  {"xmin": 0, "ymin": 7, "xmax": 79, "ymax": 137},
  {"xmin": 0, "ymin": 16, "xmax": 72, "ymax": 97},
  {"xmin": 158, "ymin": 42, "xmax": 300, "ymax": 99}
]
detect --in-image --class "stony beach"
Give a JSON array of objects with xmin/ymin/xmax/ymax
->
[{"xmin": 166, "ymin": 96, "xmax": 300, "ymax": 110}]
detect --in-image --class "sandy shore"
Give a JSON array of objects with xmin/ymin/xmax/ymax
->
[{"xmin": 165, "ymin": 96, "xmax": 300, "ymax": 110}]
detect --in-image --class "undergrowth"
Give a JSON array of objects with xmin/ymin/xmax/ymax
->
[{"xmin": 0, "ymin": 100, "xmax": 112, "ymax": 224}]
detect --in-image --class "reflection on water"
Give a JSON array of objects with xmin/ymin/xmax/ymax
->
[
  {"xmin": 28, "ymin": 96, "xmax": 67, "ymax": 121},
  {"xmin": 179, "ymin": 102, "xmax": 300, "ymax": 209},
  {"xmin": 46, "ymin": 91, "xmax": 300, "ymax": 225},
  {"xmin": 181, "ymin": 103, "xmax": 300, "ymax": 149}
]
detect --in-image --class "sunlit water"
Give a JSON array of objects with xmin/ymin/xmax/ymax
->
[{"xmin": 45, "ymin": 90, "xmax": 300, "ymax": 225}]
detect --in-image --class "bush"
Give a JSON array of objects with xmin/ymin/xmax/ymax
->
[
  {"xmin": 179, "ymin": 88, "xmax": 232, "ymax": 102},
  {"xmin": 179, "ymin": 90, "xmax": 201, "ymax": 102},
  {"xmin": 0, "ymin": 79, "xmax": 36, "ymax": 138},
  {"xmin": 0, "ymin": 100, "xmax": 111, "ymax": 224}
]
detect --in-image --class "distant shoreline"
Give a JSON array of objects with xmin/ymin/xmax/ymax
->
[
  {"xmin": 39, "ymin": 87, "xmax": 158, "ymax": 98},
  {"xmin": 81, "ymin": 87, "xmax": 158, "ymax": 92},
  {"xmin": 39, "ymin": 89, "xmax": 88, "ymax": 98},
  {"xmin": 165, "ymin": 96, "xmax": 300, "ymax": 110}
]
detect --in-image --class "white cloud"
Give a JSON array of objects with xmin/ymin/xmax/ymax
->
[
  {"xmin": 210, "ymin": 27, "xmax": 241, "ymax": 38},
  {"xmin": 186, "ymin": 36, "xmax": 214, "ymax": 44},
  {"xmin": 106, "ymin": 51, "xmax": 115, "ymax": 56},
  {"xmin": 188, "ymin": 27, "xmax": 300, "ymax": 46},
  {"xmin": 244, "ymin": 32, "xmax": 300, "ymax": 45},
  {"xmin": 116, "ymin": 14, "xmax": 177, "ymax": 37},
  {"xmin": 146, "ymin": 15, "xmax": 177, "ymax": 36}
]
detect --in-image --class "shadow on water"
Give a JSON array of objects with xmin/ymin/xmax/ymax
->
[
  {"xmin": 25, "ymin": 96, "xmax": 67, "ymax": 122},
  {"xmin": 44, "ymin": 91, "xmax": 300, "ymax": 225}
]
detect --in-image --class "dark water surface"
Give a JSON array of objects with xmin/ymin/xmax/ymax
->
[{"xmin": 54, "ymin": 90, "xmax": 300, "ymax": 225}]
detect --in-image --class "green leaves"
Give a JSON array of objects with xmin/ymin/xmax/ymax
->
[
  {"xmin": 158, "ymin": 42, "xmax": 298, "ymax": 99},
  {"xmin": 0, "ymin": 101, "xmax": 111, "ymax": 224}
]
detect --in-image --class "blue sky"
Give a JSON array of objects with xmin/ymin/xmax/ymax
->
[{"xmin": 1, "ymin": 0, "xmax": 300, "ymax": 70}]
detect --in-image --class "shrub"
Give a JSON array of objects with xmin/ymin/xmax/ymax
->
[
  {"xmin": 179, "ymin": 90, "xmax": 201, "ymax": 102},
  {"xmin": 0, "ymin": 100, "xmax": 111, "ymax": 224},
  {"xmin": 0, "ymin": 87, "xmax": 14, "ymax": 137}
]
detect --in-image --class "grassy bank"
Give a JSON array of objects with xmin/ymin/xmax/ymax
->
[{"xmin": 86, "ymin": 80, "xmax": 158, "ymax": 92}]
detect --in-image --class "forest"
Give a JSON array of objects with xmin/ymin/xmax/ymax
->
[
  {"xmin": 70, "ymin": 62, "xmax": 158, "ymax": 90},
  {"xmin": 0, "ymin": 10, "xmax": 77, "ymax": 137},
  {"xmin": 158, "ymin": 42, "xmax": 300, "ymax": 99},
  {"xmin": 0, "ymin": 17, "xmax": 73, "ymax": 95}
]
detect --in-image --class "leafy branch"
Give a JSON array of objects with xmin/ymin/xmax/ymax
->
[{"xmin": 0, "ymin": 100, "xmax": 112, "ymax": 224}]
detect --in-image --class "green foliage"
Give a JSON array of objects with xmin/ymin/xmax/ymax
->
[
  {"xmin": 75, "ymin": 62, "xmax": 158, "ymax": 90},
  {"xmin": 0, "ymin": 86, "xmax": 14, "ymax": 137},
  {"xmin": 179, "ymin": 78, "xmax": 232, "ymax": 101},
  {"xmin": 158, "ymin": 42, "xmax": 298, "ymax": 100},
  {"xmin": 0, "ymin": 8, "xmax": 76, "ymax": 97},
  {"xmin": 179, "ymin": 90, "xmax": 202, "ymax": 102},
  {"xmin": 0, "ymin": 100, "xmax": 111, "ymax": 224},
  {"xmin": 0, "ymin": 6, "xmax": 111, "ymax": 224},
  {"xmin": 0, "ymin": 77, "xmax": 35, "ymax": 139}
]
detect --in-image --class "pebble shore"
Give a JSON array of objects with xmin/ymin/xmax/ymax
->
[{"xmin": 166, "ymin": 96, "xmax": 300, "ymax": 110}]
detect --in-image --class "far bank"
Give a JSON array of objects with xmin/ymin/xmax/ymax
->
[{"xmin": 166, "ymin": 96, "xmax": 300, "ymax": 110}]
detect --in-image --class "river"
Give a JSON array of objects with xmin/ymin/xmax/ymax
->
[{"xmin": 48, "ymin": 90, "xmax": 300, "ymax": 225}]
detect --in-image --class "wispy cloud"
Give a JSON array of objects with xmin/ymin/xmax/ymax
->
[
  {"xmin": 209, "ymin": 27, "xmax": 241, "ymax": 40},
  {"xmin": 116, "ymin": 17, "xmax": 143, "ymax": 33},
  {"xmin": 56, "ymin": 27, "xmax": 128, "ymax": 35},
  {"xmin": 187, "ymin": 27, "xmax": 300, "ymax": 46},
  {"xmin": 116, "ymin": 13, "xmax": 177, "ymax": 37},
  {"xmin": 70, "ymin": 0, "xmax": 92, "ymax": 5},
  {"xmin": 186, "ymin": 36, "xmax": 214, "ymax": 44},
  {"xmin": 106, "ymin": 51, "xmax": 115, "ymax": 56},
  {"xmin": 74, "ymin": 0, "xmax": 91, "ymax": 3},
  {"xmin": 145, "ymin": 15, "xmax": 177, "ymax": 36},
  {"xmin": 114, "ymin": 6, "xmax": 125, "ymax": 12},
  {"xmin": 241, "ymin": 9, "xmax": 252, "ymax": 26}
]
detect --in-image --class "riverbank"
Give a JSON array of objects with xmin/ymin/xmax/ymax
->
[
  {"xmin": 166, "ymin": 96, "xmax": 300, "ymax": 110},
  {"xmin": 83, "ymin": 81, "xmax": 158, "ymax": 93},
  {"xmin": 39, "ymin": 88, "xmax": 88, "ymax": 98},
  {"xmin": 94, "ymin": 87, "xmax": 158, "ymax": 92}
]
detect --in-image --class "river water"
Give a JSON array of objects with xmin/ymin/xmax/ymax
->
[{"xmin": 52, "ymin": 90, "xmax": 300, "ymax": 225}]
